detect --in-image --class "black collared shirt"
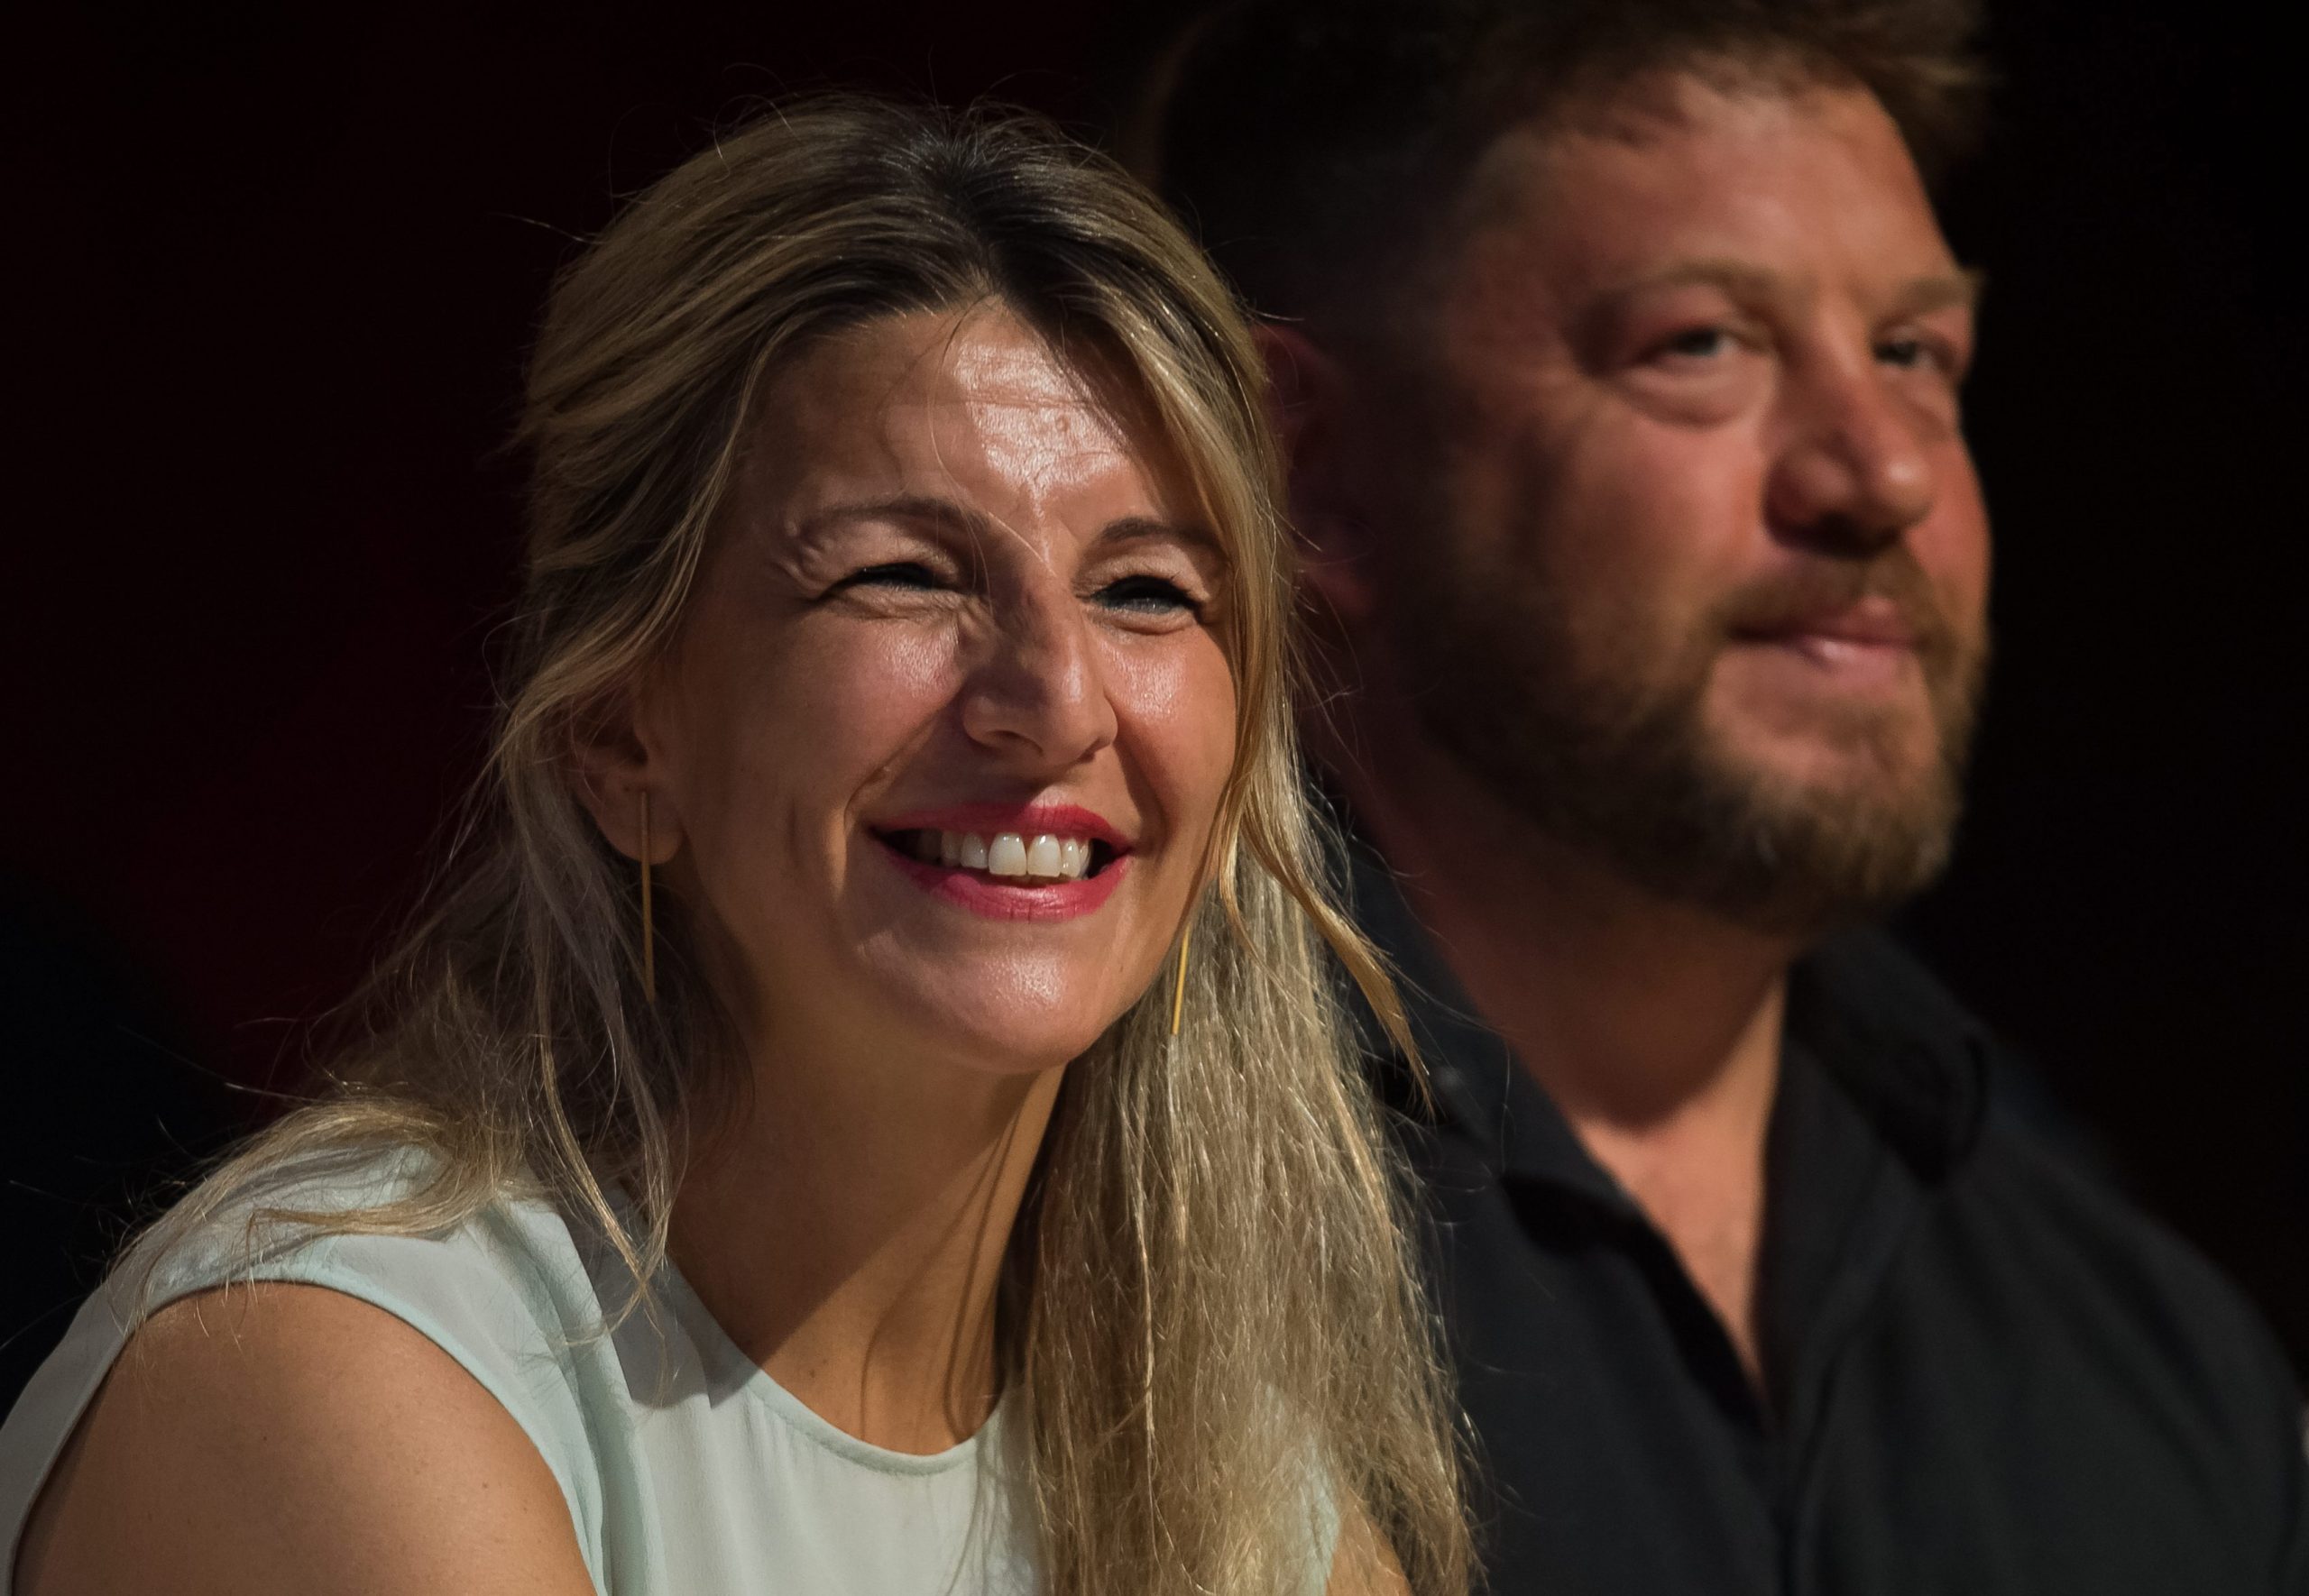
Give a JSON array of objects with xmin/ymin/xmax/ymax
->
[{"xmin": 1348, "ymin": 849, "xmax": 2309, "ymax": 1594}]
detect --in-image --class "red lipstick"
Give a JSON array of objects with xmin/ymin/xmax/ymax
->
[{"xmin": 869, "ymin": 802, "xmax": 1135, "ymax": 922}]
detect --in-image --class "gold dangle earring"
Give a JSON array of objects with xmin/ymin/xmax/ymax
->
[
  {"xmin": 639, "ymin": 790, "xmax": 658, "ymax": 1005},
  {"xmin": 1168, "ymin": 918, "xmax": 1191, "ymax": 1036}
]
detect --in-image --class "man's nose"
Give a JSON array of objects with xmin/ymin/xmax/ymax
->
[
  {"xmin": 958, "ymin": 588, "xmax": 1118, "ymax": 770},
  {"xmin": 1765, "ymin": 358, "xmax": 1939, "ymax": 555}
]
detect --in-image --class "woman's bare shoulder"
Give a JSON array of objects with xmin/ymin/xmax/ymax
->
[
  {"xmin": 15, "ymin": 1281, "xmax": 595, "ymax": 1596},
  {"xmin": 1325, "ymin": 1504, "xmax": 1417, "ymax": 1596}
]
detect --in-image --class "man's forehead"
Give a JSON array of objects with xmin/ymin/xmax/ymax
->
[
  {"xmin": 1460, "ymin": 71, "xmax": 1930, "ymax": 230},
  {"xmin": 1431, "ymin": 71, "xmax": 1955, "ymax": 303}
]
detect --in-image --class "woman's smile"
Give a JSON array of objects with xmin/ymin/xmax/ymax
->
[{"xmin": 870, "ymin": 801, "xmax": 1134, "ymax": 922}]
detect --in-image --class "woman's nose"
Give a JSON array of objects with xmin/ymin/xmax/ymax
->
[{"xmin": 958, "ymin": 589, "xmax": 1119, "ymax": 770}]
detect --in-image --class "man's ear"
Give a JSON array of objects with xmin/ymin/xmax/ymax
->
[
  {"xmin": 568, "ymin": 693, "xmax": 684, "ymax": 867},
  {"xmin": 1254, "ymin": 321, "xmax": 1382, "ymax": 626}
]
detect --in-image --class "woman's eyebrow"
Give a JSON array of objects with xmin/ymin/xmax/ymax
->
[
  {"xmin": 1092, "ymin": 515, "xmax": 1226, "ymax": 565},
  {"xmin": 790, "ymin": 494, "xmax": 991, "ymax": 546},
  {"xmin": 788, "ymin": 500, "xmax": 1225, "ymax": 573}
]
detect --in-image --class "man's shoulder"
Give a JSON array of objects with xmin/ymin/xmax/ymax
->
[
  {"xmin": 1928, "ymin": 1107, "xmax": 2309, "ymax": 1575},
  {"xmin": 1817, "ymin": 937, "xmax": 2307, "ymax": 1566},
  {"xmin": 1957, "ymin": 1109, "xmax": 2296, "ymax": 1389},
  {"xmin": 1811, "ymin": 931, "xmax": 2303, "ymax": 1419}
]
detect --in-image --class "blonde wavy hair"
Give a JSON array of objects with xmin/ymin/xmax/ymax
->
[{"xmin": 137, "ymin": 95, "xmax": 1470, "ymax": 1595}]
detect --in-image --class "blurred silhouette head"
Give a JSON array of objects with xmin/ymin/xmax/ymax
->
[{"xmin": 1149, "ymin": 0, "xmax": 1992, "ymax": 934}]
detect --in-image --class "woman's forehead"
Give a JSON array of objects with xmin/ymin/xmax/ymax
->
[{"xmin": 741, "ymin": 306, "xmax": 1186, "ymax": 542}]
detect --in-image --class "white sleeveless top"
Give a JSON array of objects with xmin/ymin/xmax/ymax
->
[{"xmin": 0, "ymin": 1149, "xmax": 1037, "ymax": 1595}]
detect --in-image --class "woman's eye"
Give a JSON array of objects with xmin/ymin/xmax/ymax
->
[
  {"xmin": 1095, "ymin": 573, "xmax": 1201, "ymax": 617},
  {"xmin": 833, "ymin": 561, "xmax": 942, "ymax": 593}
]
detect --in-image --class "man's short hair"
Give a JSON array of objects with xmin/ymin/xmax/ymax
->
[{"xmin": 1141, "ymin": 0, "xmax": 1985, "ymax": 332}]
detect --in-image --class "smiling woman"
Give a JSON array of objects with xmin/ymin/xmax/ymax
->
[
  {"xmin": 626, "ymin": 305, "xmax": 1240, "ymax": 1081},
  {"xmin": 0, "ymin": 97, "xmax": 1468, "ymax": 1596}
]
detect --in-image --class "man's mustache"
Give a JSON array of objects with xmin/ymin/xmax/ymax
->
[{"xmin": 1712, "ymin": 548, "xmax": 1968, "ymax": 668}]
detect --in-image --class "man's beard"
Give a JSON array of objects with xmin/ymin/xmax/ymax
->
[{"xmin": 1388, "ymin": 538, "xmax": 1988, "ymax": 937}]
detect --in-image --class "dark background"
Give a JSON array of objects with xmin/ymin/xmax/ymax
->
[{"xmin": 5, "ymin": 2, "xmax": 2299, "ymax": 1404}]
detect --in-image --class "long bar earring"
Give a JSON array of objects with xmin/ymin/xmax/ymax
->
[
  {"xmin": 1168, "ymin": 919, "xmax": 1191, "ymax": 1036},
  {"xmin": 639, "ymin": 789, "xmax": 658, "ymax": 1005}
]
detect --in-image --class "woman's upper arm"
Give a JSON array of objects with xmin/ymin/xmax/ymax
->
[
  {"xmin": 1324, "ymin": 1502, "xmax": 1415, "ymax": 1596},
  {"xmin": 15, "ymin": 1281, "xmax": 597, "ymax": 1596}
]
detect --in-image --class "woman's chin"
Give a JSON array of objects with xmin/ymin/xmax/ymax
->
[
  {"xmin": 872, "ymin": 993, "xmax": 1136, "ymax": 1080},
  {"xmin": 937, "ymin": 1001, "xmax": 1125, "ymax": 1077},
  {"xmin": 859, "ymin": 968, "xmax": 1143, "ymax": 1078}
]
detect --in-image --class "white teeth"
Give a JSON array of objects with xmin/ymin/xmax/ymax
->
[
  {"xmin": 987, "ymin": 833, "xmax": 1029, "ymax": 876},
  {"xmin": 923, "ymin": 830, "xmax": 1099, "ymax": 882}
]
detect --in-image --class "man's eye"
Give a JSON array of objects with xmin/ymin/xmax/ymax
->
[
  {"xmin": 1877, "ymin": 335, "xmax": 1960, "ymax": 375},
  {"xmin": 1655, "ymin": 326, "xmax": 1732, "ymax": 361},
  {"xmin": 1096, "ymin": 574, "xmax": 1200, "ymax": 616}
]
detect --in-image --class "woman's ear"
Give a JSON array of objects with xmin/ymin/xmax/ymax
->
[
  {"xmin": 568, "ymin": 692, "xmax": 684, "ymax": 867},
  {"xmin": 1254, "ymin": 322, "xmax": 1381, "ymax": 627}
]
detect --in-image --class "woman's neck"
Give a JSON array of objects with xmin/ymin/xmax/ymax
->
[{"xmin": 667, "ymin": 1034, "xmax": 1063, "ymax": 1454}]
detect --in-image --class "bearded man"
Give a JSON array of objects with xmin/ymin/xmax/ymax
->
[{"xmin": 1147, "ymin": 2, "xmax": 2307, "ymax": 1591}]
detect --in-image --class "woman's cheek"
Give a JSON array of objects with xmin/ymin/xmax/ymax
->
[
  {"xmin": 777, "ymin": 623, "xmax": 962, "ymax": 775},
  {"xmin": 1116, "ymin": 635, "xmax": 1237, "ymax": 848}
]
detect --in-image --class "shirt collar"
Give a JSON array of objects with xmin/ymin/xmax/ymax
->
[
  {"xmin": 1783, "ymin": 929, "xmax": 1990, "ymax": 1181},
  {"xmin": 1343, "ymin": 837, "xmax": 1989, "ymax": 1197},
  {"xmin": 1343, "ymin": 834, "xmax": 1634, "ymax": 1213}
]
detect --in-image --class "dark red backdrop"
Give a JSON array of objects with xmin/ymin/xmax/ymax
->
[{"xmin": 6, "ymin": 3, "xmax": 2300, "ymax": 1377}]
